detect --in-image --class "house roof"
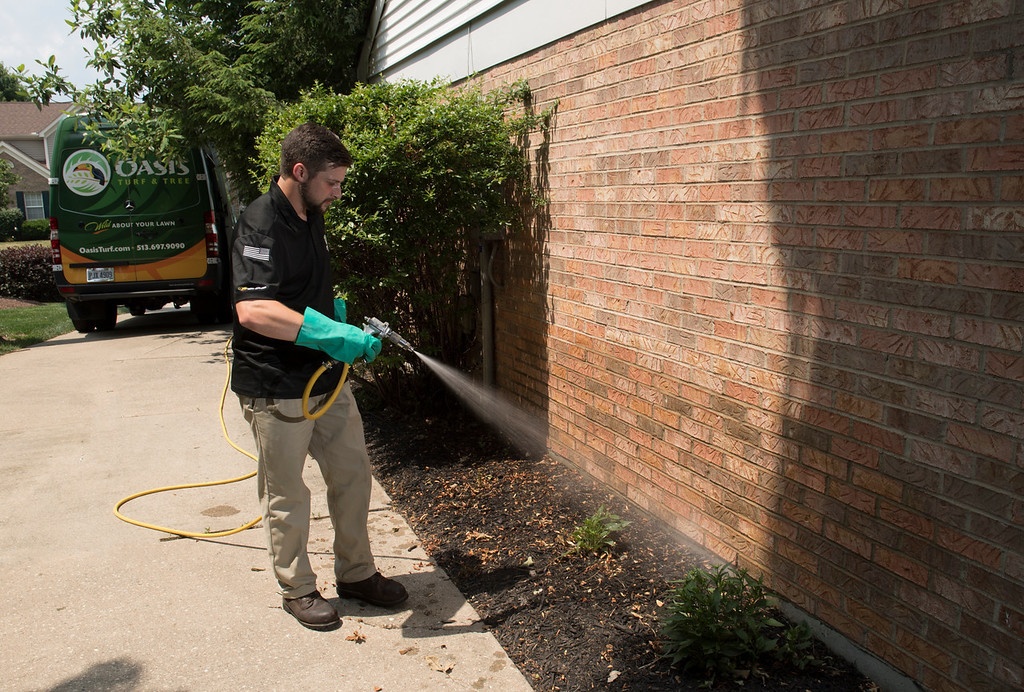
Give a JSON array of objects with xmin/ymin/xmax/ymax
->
[{"xmin": 0, "ymin": 102, "xmax": 77, "ymax": 138}]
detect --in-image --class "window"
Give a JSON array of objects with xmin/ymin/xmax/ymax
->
[{"xmin": 23, "ymin": 192, "xmax": 45, "ymax": 220}]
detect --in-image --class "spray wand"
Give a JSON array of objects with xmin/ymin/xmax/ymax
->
[
  {"xmin": 297, "ymin": 317, "xmax": 411, "ymax": 421},
  {"xmin": 363, "ymin": 316, "xmax": 415, "ymax": 353}
]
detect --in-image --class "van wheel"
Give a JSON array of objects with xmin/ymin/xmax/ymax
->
[
  {"xmin": 216, "ymin": 292, "xmax": 234, "ymax": 323},
  {"xmin": 70, "ymin": 318, "xmax": 96, "ymax": 334},
  {"xmin": 96, "ymin": 302, "xmax": 118, "ymax": 331},
  {"xmin": 190, "ymin": 294, "xmax": 220, "ymax": 324},
  {"xmin": 67, "ymin": 301, "xmax": 118, "ymax": 332}
]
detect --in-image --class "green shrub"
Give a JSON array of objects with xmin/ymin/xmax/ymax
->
[
  {"xmin": 18, "ymin": 219, "xmax": 50, "ymax": 241},
  {"xmin": 661, "ymin": 563, "xmax": 814, "ymax": 686},
  {"xmin": 0, "ymin": 207, "xmax": 23, "ymax": 240},
  {"xmin": 253, "ymin": 80, "xmax": 545, "ymax": 406},
  {"xmin": 0, "ymin": 244, "xmax": 60, "ymax": 302}
]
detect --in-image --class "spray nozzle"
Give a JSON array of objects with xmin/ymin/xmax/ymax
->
[{"xmin": 363, "ymin": 317, "xmax": 415, "ymax": 353}]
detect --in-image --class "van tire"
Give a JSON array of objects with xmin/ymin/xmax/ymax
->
[
  {"xmin": 67, "ymin": 300, "xmax": 117, "ymax": 333},
  {"xmin": 96, "ymin": 302, "xmax": 118, "ymax": 331},
  {"xmin": 190, "ymin": 294, "xmax": 222, "ymax": 324}
]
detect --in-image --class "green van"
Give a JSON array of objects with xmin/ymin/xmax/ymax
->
[{"xmin": 49, "ymin": 115, "xmax": 236, "ymax": 332}]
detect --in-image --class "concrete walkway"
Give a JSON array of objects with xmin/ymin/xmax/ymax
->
[{"xmin": 0, "ymin": 309, "xmax": 533, "ymax": 691}]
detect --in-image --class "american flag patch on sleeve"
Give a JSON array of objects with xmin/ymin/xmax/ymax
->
[{"xmin": 242, "ymin": 245, "xmax": 271, "ymax": 262}]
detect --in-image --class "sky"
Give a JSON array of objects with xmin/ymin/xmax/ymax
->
[{"xmin": 0, "ymin": 1, "xmax": 102, "ymax": 89}]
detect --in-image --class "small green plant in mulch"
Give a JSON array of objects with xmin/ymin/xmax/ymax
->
[
  {"xmin": 661, "ymin": 563, "xmax": 816, "ymax": 687},
  {"xmin": 566, "ymin": 505, "xmax": 631, "ymax": 556}
]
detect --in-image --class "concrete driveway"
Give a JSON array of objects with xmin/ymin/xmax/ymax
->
[{"xmin": 0, "ymin": 308, "xmax": 531, "ymax": 691}]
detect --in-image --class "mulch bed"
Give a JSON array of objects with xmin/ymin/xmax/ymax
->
[
  {"xmin": 0, "ymin": 297, "xmax": 42, "ymax": 309},
  {"xmin": 363, "ymin": 406, "xmax": 879, "ymax": 691}
]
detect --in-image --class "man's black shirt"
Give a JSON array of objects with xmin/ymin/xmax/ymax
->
[{"xmin": 230, "ymin": 178, "xmax": 342, "ymax": 398}]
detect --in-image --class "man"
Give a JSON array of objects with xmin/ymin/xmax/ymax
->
[{"xmin": 230, "ymin": 122, "xmax": 408, "ymax": 630}]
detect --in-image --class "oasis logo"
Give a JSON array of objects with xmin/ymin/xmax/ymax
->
[
  {"xmin": 62, "ymin": 149, "xmax": 112, "ymax": 197},
  {"xmin": 114, "ymin": 159, "xmax": 191, "ymax": 177},
  {"xmin": 63, "ymin": 150, "xmax": 192, "ymax": 197}
]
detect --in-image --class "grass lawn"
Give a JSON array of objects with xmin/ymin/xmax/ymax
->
[
  {"xmin": 1, "ymin": 239, "xmax": 71, "ymax": 354},
  {"xmin": 0, "ymin": 302, "xmax": 73, "ymax": 356}
]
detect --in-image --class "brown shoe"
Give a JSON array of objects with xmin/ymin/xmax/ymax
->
[
  {"xmin": 337, "ymin": 572, "xmax": 408, "ymax": 608},
  {"xmin": 282, "ymin": 590, "xmax": 340, "ymax": 630}
]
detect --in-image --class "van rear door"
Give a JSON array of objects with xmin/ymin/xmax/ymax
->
[{"xmin": 52, "ymin": 125, "xmax": 210, "ymax": 289}]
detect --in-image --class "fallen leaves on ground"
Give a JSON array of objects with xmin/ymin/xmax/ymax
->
[{"xmin": 365, "ymin": 406, "xmax": 877, "ymax": 692}]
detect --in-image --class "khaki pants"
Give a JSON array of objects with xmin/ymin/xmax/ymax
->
[{"xmin": 240, "ymin": 385, "xmax": 376, "ymax": 599}]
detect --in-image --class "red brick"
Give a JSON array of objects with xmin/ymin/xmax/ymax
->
[
  {"xmin": 823, "ymin": 74, "xmax": 873, "ymax": 102},
  {"xmin": 818, "ymin": 179, "xmax": 866, "ymax": 201},
  {"xmin": 955, "ymin": 317, "xmax": 1024, "ymax": 351},
  {"xmin": 826, "ymin": 478, "xmax": 877, "ymax": 514},
  {"xmin": 893, "ymin": 626, "xmax": 954, "ymax": 673},
  {"xmin": 963, "ymin": 263, "xmax": 1024, "ymax": 292},
  {"xmin": 824, "ymin": 521, "xmax": 874, "ymax": 559},
  {"xmin": 902, "ymin": 206, "xmax": 962, "ymax": 230},
  {"xmin": 859, "ymin": 328, "xmax": 916, "ymax": 356},
  {"xmin": 851, "ymin": 421, "xmax": 906, "ymax": 454},
  {"xmin": 902, "ymin": 148, "xmax": 963, "ymax": 175},
  {"xmin": 969, "ymin": 145, "xmax": 1024, "ymax": 171},
  {"xmin": 798, "ymin": 106, "xmax": 845, "ymax": 130},
  {"xmin": 930, "ymin": 176, "xmax": 995, "ymax": 201},
  {"xmin": 797, "ymin": 156, "xmax": 843, "ymax": 178},
  {"xmin": 946, "ymin": 423, "xmax": 1016, "ymax": 463},
  {"xmin": 968, "ymin": 205, "xmax": 1024, "ymax": 232},
  {"xmin": 821, "ymin": 129, "xmax": 872, "ymax": 153},
  {"xmin": 875, "ymin": 546, "xmax": 930, "ymax": 586},
  {"xmin": 879, "ymin": 125, "xmax": 933, "ymax": 151},
  {"xmin": 976, "ymin": 84, "xmax": 1024, "ymax": 114},
  {"xmin": 934, "ymin": 116, "xmax": 1001, "ymax": 144},
  {"xmin": 892, "ymin": 307, "xmax": 953, "ymax": 337},
  {"xmin": 936, "ymin": 525, "xmax": 1003, "ymax": 569},
  {"xmin": 849, "ymin": 205, "xmax": 900, "ymax": 230},
  {"xmin": 913, "ymin": 90, "xmax": 966, "ymax": 120},
  {"xmin": 898, "ymin": 257, "xmax": 959, "ymax": 284},
  {"xmin": 1008, "ymin": 113, "xmax": 1024, "ymax": 139},
  {"xmin": 870, "ymin": 178, "xmax": 925, "ymax": 201},
  {"xmin": 1002, "ymin": 176, "xmax": 1024, "ymax": 201},
  {"xmin": 917, "ymin": 337, "xmax": 981, "ymax": 368},
  {"xmin": 879, "ymin": 500, "xmax": 934, "ymax": 537},
  {"xmin": 849, "ymin": 100, "xmax": 902, "ymax": 125},
  {"xmin": 992, "ymin": 656, "xmax": 1024, "ymax": 690},
  {"xmin": 879, "ymin": 66, "xmax": 938, "ymax": 95}
]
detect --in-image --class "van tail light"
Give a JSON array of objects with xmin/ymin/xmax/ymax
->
[
  {"xmin": 204, "ymin": 211, "xmax": 219, "ymax": 258},
  {"xmin": 50, "ymin": 218, "xmax": 63, "ymax": 270}
]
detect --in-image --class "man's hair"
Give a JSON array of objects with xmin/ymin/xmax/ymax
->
[{"xmin": 280, "ymin": 122, "xmax": 353, "ymax": 178}]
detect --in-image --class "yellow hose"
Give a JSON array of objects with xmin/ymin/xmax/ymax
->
[
  {"xmin": 113, "ymin": 338, "xmax": 348, "ymax": 538},
  {"xmin": 302, "ymin": 361, "xmax": 350, "ymax": 420}
]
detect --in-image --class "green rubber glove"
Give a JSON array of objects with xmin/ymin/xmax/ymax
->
[
  {"xmin": 295, "ymin": 307, "xmax": 382, "ymax": 364},
  {"xmin": 334, "ymin": 297, "xmax": 347, "ymax": 323}
]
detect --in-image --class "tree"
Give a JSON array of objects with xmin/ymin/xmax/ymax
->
[
  {"xmin": 20, "ymin": 0, "xmax": 372, "ymax": 202},
  {"xmin": 0, "ymin": 159, "xmax": 20, "ymax": 205},
  {"xmin": 0, "ymin": 63, "xmax": 30, "ymax": 101}
]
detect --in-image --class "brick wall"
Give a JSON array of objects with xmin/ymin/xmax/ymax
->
[
  {"xmin": 472, "ymin": 0, "xmax": 1024, "ymax": 689},
  {"xmin": 2, "ymin": 155, "xmax": 47, "ymax": 210}
]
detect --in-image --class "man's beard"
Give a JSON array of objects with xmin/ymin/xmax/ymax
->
[{"xmin": 299, "ymin": 181, "xmax": 330, "ymax": 216}]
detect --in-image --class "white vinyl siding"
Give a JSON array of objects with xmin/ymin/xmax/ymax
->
[{"xmin": 363, "ymin": 0, "xmax": 653, "ymax": 82}]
